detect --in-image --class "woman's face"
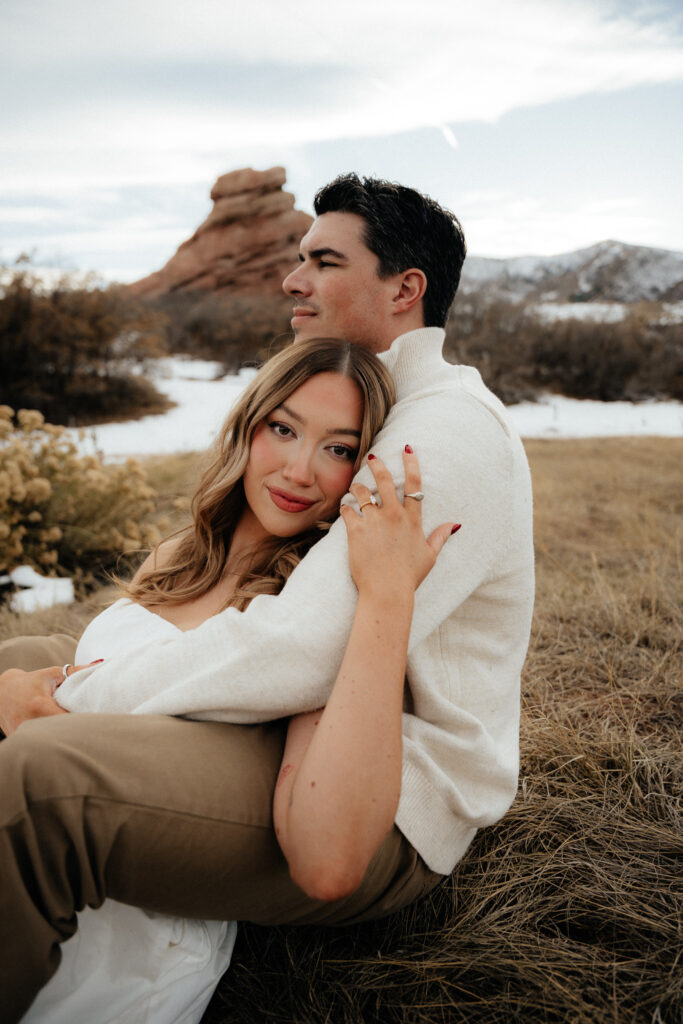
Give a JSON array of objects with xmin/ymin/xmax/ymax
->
[{"xmin": 241, "ymin": 371, "xmax": 363, "ymax": 542}]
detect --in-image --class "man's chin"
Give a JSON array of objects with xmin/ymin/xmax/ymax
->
[{"xmin": 291, "ymin": 322, "xmax": 320, "ymax": 343}]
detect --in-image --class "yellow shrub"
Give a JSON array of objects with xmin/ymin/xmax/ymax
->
[{"xmin": 0, "ymin": 406, "xmax": 161, "ymax": 589}]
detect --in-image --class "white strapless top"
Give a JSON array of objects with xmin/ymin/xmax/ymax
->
[{"xmin": 75, "ymin": 598, "xmax": 181, "ymax": 666}]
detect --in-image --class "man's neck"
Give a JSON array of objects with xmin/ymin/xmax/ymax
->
[{"xmin": 374, "ymin": 317, "xmax": 427, "ymax": 354}]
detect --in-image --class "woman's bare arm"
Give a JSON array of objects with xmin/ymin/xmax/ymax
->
[
  {"xmin": 0, "ymin": 539, "xmax": 181, "ymax": 736},
  {"xmin": 273, "ymin": 449, "xmax": 457, "ymax": 901}
]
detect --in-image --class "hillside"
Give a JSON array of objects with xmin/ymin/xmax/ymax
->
[{"xmin": 460, "ymin": 240, "xmax": 683, "ymax": 304}]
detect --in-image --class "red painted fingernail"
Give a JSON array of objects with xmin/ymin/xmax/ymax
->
[
  {"xmin": 90, "ymin": 659, "xmax": 104, "ymax": 664},
  {"xmin": 451, "ymin": 524, "xmax": 462, "ymax": 535},
  {"xmin": 367, "ymin": 453, "xmax": 376, "ymax": 460},
  {"xmin": 404, "ymin": 444, "xmax": 413, "ymax": 454}
]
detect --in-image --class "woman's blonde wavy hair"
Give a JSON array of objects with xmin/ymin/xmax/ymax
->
[{"xmin": 123, "ymin": 337, "xmax": 395, "ymax": 612}]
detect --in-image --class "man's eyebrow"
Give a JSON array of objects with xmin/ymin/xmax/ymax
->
[
  {"xmin": 277, "ymin": 403, "xmax": 361, "ymax": 439},
  {"xmin": 299, "ymin": 246, "xmax": 348, "ymax": 262}
]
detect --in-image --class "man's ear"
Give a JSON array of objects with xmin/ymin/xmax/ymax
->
[{"xmin": 391, "ymin": 268, "xmax": 427, "ymax": 315}]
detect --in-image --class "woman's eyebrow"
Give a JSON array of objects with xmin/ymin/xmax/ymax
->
[
  {"xmin": 277, "ymin": 403, "xmax": 361, "ymax": 438},
  {"xmin": 327, "ymin": 427, "xmax": 361, "ymax": 438},
  {"xmin": 276, "ymin": 402, "xmax": 303, "ymax": 423}
]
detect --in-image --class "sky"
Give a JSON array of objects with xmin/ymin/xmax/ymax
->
[{"xmin": 1, "ymin": 0, "xmax": 682, "ymax": 282}]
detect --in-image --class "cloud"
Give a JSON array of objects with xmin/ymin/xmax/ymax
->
[
  {"xmin": 1, "ymin": 1, "xmax": 680, "ymax": 272},
  {"xmin": 2, "ymin": 0, "xmax": 682, "ymax": 187},
  {"xmin": 462, "ymin": 192, "xmax": 664, "ymax": 257}
]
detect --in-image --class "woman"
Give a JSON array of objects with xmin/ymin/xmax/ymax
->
[{"xmin": 15, "ymin": 337, "xmax": 456, "ymax": 1023}]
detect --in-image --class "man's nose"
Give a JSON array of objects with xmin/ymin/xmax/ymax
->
[{"xmin": 282, "ymin": 263, "xmax": 310, "ymax": 297}]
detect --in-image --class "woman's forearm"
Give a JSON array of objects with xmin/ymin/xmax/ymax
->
[
  {"xmin": 273, "ymin": 584, "xmax": 414, "ymax": 901},
  {"xmin": 273, "ymin": 449, "xmax": 455, "ymax": 902}
]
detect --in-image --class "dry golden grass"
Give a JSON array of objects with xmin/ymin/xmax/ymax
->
[
  {"xmin": 528, "ymin": 438, "xmax": 681, "ymax": 739},
  {"xmin": 1, "ymin": 438, "xmax": 680, "ymax": 1022}
]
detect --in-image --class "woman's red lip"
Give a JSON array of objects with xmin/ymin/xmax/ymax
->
[{"xmin": 268, "ymin": 487, "xmax": 315, "ymax": 512}]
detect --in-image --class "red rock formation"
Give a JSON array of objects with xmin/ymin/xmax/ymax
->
[{"xmin": 130, "ymin": 167, "xmax": 312, "ymax": 298}]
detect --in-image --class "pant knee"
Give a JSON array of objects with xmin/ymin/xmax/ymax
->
[
  {"xmin": 0, "ymin": 634, "xmax": 78, "ymax": 673},
  {"xmin": 0, "ymin": 716, "xmax": 96, "ymax": 812}
]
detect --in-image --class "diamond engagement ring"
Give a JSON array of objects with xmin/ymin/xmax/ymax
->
[
  {"xmin": 359, "ymin": 496, "xmax": 378, "ymax": 512},
  {"xmin": 404, "ymin": 491, "xmax": 425, "ymax": 502}
]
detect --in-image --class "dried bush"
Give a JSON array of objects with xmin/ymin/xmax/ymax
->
[
  {"xmin": 0, "ymin": 406, "xmax": 165, "ymax": 591},
  {"xmin": 0, "ymin": 266, "xmax": 170, "ymax": 425},
  {"xmin": 445, "ymin": 299, "xmax": 538, "ymax": 404},
  {"xmin": 149, "ymin": 291, "xmax": 293, "ymax": 372},
  {"xmin": 445, "ymin": 297, "xmax": 683, "ymax": 403}
]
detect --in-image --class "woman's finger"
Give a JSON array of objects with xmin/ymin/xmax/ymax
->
[
  {"xmin": 348, "ymin": 482, "xmax": 377, "ymax": 514},
  {"xmin": 365, "ymin": 454, "xmax": 401, "ymax": 509},
  {"xmin": 402, "ymin": 446, "xmax": 424, "ymax": 517},
  {"xmin": 427, "ymin": 522, "xmax": 462, "ymax": 559},
  {"xmin": 55, "ymin": 660, "xmax": 104, "ymax": 688},
  {"xmin": 34, "ymin": 666, "xmax": 70, "ymax": 693},
  {"xmin": 339, "ymin": 503, "xmax": 358, "ymax": 527}
]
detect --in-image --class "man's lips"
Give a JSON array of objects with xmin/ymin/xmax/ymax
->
[
  {"xmin": 268, "ymin": 487, "xmax": 316, "ymax": 513},
  {"xmin": 291, "ymin": 307, "xmax": 317, "ymax": 324}
]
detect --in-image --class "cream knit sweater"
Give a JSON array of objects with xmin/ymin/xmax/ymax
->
[{"xmin": 59, "ymin": 328, "xmax": 535, "ymax": 874}]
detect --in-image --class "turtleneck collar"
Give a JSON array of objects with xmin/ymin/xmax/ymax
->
[{"xmin": 378, "ymin": 328, "xmax": 446, "ymax": 400}]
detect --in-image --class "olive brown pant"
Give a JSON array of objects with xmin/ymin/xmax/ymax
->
[{"xmin": 0, "ymin": 635, "xmax": 441, "ymax": 1023}]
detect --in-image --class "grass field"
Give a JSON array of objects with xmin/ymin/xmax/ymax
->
[
  {"xmin": 1, "ymin": 438, "xmax": 681, "ymax": 1022},
  {"xmin": 203, "ymin": 438, "xmax": 682, "ymax": 1024}
]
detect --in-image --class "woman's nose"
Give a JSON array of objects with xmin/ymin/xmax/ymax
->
[
  {"xmin": 282, "ymin": 263, "xmax": 310, "ymax": 297},
  {"xmin": 283, "ymin": 445, "xmax": 315, "ymax": 486}
]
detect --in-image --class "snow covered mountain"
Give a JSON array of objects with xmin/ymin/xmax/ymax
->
[
  {"xmin": 460, "ymin": 240, "xmax": 683, "ymax": 304},
  {"xmin": 6, "ymin": 240, "xmax": 682, "ymax": 308}
]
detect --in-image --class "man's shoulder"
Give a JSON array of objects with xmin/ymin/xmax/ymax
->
[{"xmin": 397, "ymin": 360, "xmax": 517, "ymax": 444}]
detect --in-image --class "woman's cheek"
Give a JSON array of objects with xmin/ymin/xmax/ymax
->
[
  {"xmin": 327, "ymin": 465, "xmax": 355, "ymax": 501},
  {"xmin": 247, "ymin": 425, "xmax": 274, "ymax": 471}
]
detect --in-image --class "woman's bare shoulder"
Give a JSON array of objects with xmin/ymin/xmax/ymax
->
[{"xmin": 131, "ymin": 536, "xmax": 181, "ymax": 584}]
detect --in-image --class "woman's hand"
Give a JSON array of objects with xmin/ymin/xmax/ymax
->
[
  {"xmin": 0, "ymin": 662, "xmax": 94, "ymax": 736},
  {"xmin": 340, "ymin": 446, "xmax": 459, "ymax": 599}
]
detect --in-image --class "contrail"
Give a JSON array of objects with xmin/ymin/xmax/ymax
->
[{"xmin": 439, "ymin": 124, "xmax": 459, "ymax": 149}]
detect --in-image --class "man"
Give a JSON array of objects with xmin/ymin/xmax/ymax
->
[{"xmin": 0, "ymin": 174, "xmax": 534, "ymax": 1020}]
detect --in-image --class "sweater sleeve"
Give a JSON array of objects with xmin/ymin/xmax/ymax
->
[{"xmin": 57, "ymin": 387, "xmax": 517, "ymax": 721}]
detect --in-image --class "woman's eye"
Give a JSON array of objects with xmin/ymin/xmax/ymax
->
[
  {"xmin": 268, "ymin": 421, "xmax": 293, "ymax": 439},
  {"xmin": 319, "ymin": 260, "xmax": 337, "ymax": 268},
  {"xmin": 328, "ymin": 444, "xmax": 356, "ymax": 461}
]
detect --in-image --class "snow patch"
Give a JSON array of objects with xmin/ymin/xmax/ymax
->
[
  {"xmin": 71, "ymin": 359, "xmax": 258, "ymax": 458},
  {"xmin": 533, "ymin": 302, "xmax": 627, "ymax": 323},
  {"xmin": 66, "ymin": 356, "xmax": 683, "ymax": 461},
  {"xmin": 507, "ymin": 394, "xmax": 683, "ymax": 439},
  {"xmin": 1, "ymin": 566, "xmax": 75, "ymax": 613}
]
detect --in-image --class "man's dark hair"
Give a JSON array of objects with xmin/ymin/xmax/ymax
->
[{"xmin": 314, "ymin": 173, "xmax": 466, "ymax": 328}]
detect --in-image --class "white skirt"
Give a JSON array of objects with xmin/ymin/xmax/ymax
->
[
  {"xmin": 24, "ymin": 600, "xmax": 238, "ymax": 1023},
  {"xmin": 22, "ymin": 900, "xmax": 237, "ymax": 1024}
]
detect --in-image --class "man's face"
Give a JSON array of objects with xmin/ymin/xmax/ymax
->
[{"xmin": 282, "ymin": 212, "xmax": 399, "ymax": 353}]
